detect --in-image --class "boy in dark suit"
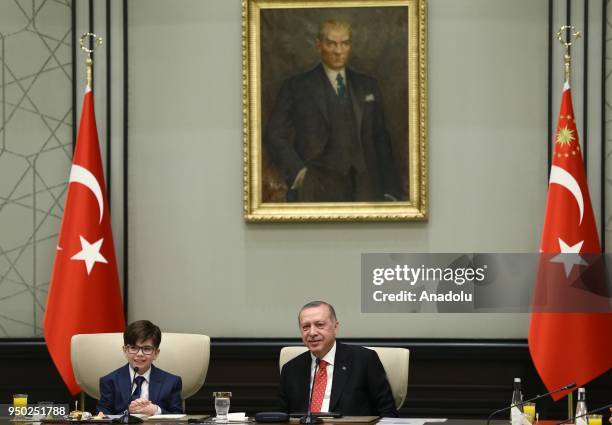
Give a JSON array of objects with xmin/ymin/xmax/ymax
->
[{"xmin": 96, "ymin": 320, "xmax": 183, "ymax": 415}]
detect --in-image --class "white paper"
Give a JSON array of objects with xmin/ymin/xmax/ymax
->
[
  {"xmin": 214, "ymin": 412, "xmax": 249, "ymax": 422},
  {"xmin": 147, "ymin": 414, "xmax": 187, "ymax": 420},
  {"xmin": 378, "ymin": 418, "xmax": 448, "ymax": 425},
  {"xmin": 227, "ymin": 413, "xmax": 247, "ymax": 420}
]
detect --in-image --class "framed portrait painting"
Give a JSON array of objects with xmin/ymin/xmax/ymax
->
[{"xmin": 242, "ymin": 0, "xmax": 427, "ymax": 221}]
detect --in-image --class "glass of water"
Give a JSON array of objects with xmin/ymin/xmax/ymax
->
[
  {"xmin": 12, "ymin": 394, "xmax": 28, "ymax": 420},
  {"xmin": 213, "ymin": 392, "xmax": 232, "ymax": 422}
]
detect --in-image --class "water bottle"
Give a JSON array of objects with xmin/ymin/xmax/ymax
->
[
  {"xmin": 575, "ymin": 388, "xmax": 587, "ymax": 425},
  {"xmin": 510, "ymin": 378, "xmax": 523, "ymax": 425}
]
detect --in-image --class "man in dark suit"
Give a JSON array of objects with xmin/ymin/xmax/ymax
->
[
  {"xmin": 279, "ymin": 301, "xmax": 398, "ymax": 417},
  {"xmin": 265, "ymin": 19, "xmax": 402, "ymax": 202},
  {"xmin": 97, "ymin": 320, "xmax": 183, "ymax": 415}
]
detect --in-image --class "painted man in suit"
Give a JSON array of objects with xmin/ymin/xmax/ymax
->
[
  {"xmin": 97, "ymin": 320, "xmax": 183, "ymax": 415},
  {"xmin": 265, "ymin": 19, "xmax": 402, "ymax": 202},
  {"xmin": 279, "ymin": 301, "xmax": 398, "ymax": 417}
]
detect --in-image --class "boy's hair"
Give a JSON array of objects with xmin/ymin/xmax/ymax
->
[{"xmin": 123, "ymin": 320, "xmax": 162, "ymax": 347}]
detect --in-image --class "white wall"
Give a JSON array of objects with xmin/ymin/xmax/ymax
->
[{"xmin": 127, "ymin": 0, "xmax": 549, "ymax": 337}]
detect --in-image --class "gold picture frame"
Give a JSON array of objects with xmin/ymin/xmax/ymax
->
[{"xmin": 242, "ymin": 0, "xmax": 427, "ymax": 221}]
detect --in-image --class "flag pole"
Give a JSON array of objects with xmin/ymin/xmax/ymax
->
[
  {"xmin": 77, "ymin": 32, "xmax": 103, "ymax": 412},
  {"xmin": 554, "ymin": 25, "xmax": 582, "ymax": 422},
  {"xmin": 79, "ymin": 32, "xmax": 103, "ymax": 87},
  {"xmin": 555, "ymin": 25, "xmax": 581, "ymax": 84}
]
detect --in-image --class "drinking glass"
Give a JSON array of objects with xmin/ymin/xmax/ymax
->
[
  {"xmin": 522, "ymin": 402, "xmax": 536, "ymax": 425},
  {"xmin": 35, "ymin": 402, "xmax": 54, "ymax": 420},
  {"xmin": 12, "ymin": 394, "xmax": 28, "ymax": 420},
  {"xmin": 586, "ymin": 415, "xmax": 602, "ymax": 425},
  {"xmin": 213, "ymin": 392, "xmax": 232, "ymax": 423}
]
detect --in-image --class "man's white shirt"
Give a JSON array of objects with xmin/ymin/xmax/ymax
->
[{"xmin": 322, "ymin": 65, "xmax": 347, "ymax": 96}]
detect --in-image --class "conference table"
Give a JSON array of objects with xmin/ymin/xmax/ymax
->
[{"xmin": 0, "ymin": 418, "xmax": 562, "ymax": 425}]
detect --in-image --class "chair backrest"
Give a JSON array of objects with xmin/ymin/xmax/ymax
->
[
  {"xmin": 279, "ymin": 345, "xmax": 409, "ymax": 410},
  {"xmin": 71, "ymin": 332, "xmax": 210, "ymax": 400}
]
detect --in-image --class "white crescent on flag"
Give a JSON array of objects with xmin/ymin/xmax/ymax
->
[
  {"xmin": 69, "ymin": 164, "xmax": 104, "ymax": 224},
  {"xmin": 549, "ymin": 165, "xmax": 584, "ymax": 225}
]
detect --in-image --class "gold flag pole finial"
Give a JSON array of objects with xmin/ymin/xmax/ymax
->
[
  {"xmin": 556, "ymin": 25, "xmax": 581, "ymax": 84},
  {"xmin": 79, "ymin": 33, "xmax": 103, "ymax": 87}
]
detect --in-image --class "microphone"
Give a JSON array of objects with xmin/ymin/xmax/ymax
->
[
  {"xmin": 556, "ymin": 403, "xmax": 612, "ymax": 425},
  {"xmin": 300, "ymin": 358, "xmax": 322, "ymax": 425},
  {"xmin": 486, "ymin": 383, "xmax": 576, "ymax": 425},
  {"xmin": 116, "ymin": 366, "xmax": 144, "ymax": 424}
]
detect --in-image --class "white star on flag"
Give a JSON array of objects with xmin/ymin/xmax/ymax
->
[
  {"xmin": 70, "ymin": 236, "xmax": 108, "ymax": 275},
  {"xmin": 549, "ymin": 238, "xmax": 587, "ymax": 277}
]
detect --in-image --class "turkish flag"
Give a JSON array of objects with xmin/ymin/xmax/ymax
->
[
  {"xmin": 528, "ymin": 83, "xmax": 612, "ymax": 399},
  {"xmin": 44, "ymin": 87, "xmax": 125, "ymax": 396}
]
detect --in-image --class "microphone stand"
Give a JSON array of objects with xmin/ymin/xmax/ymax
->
[
  {"xmin": 300, "ymin": 359, "xmax": 322, "ymax": 425},
  {"xmin": 556, "ymin": 403, "xmax": 612, "ymax": 425},
  {"xmin": 116, "ymin": 367, "xmax": 144, "ymax": 424},
  {"xmin": 486, "ymin": 383, "xmax": 577, "ymax": 425}
]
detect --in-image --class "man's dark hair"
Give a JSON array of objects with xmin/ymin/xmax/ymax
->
[
  {"xmin": 123, "ymin": 320, "xmax": 162, "ymax": 347},
  {"xmin": 298, "ymin": 301, "xmax": 338, "ymax": 322}
]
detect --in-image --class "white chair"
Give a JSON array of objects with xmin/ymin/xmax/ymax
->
[
  {"xmin": 279, "ymin": 345, "xmax": 409, "ymax": 410},
  {"xmin": 71, "ymin": 332, "xmax": 210, "ymax": 400}
]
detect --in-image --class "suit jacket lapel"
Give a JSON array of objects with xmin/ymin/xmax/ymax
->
[
  {"xmin": 119, "ymin": 364, "xmax": 132, "ymax": 405},
  {"xmin": 307, "ymin": 64, "xmax": 329, "ymax": 123},
  {"xmin": 329, "ymin": 343, "xmax": 351, "ymax": 412},
  {"xmin": 347, "ymin": 68, "xmax": 364, "ymax": 135},
  {"xmin": 297, "ymin": 353, "xmax": 313, "ymax": 411},
  {"xmin": 149, "ymin": 365, "xmax": 162, "ymax": 404}
]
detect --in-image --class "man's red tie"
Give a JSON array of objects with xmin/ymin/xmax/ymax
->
[{"xmin": 310, "ymin": 360, "xmax": 328, "ymax": 412}]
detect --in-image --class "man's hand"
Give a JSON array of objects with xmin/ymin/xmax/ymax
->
[
  {"xmin": 128, "ymin": 399, "xmax": 159, "ymax": 416},
  {"xmin": 291, "ymin": 167, "xmax": 308, "ymax": 189}
]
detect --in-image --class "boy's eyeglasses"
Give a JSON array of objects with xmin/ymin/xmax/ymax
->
[{"xmin": 125, "ymin": 345, "xmax": 156, "ymax": 355}]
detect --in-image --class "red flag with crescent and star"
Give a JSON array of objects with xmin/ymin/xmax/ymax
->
[
  {"xmin": 44, "ymin": 87, "xmax": 125, "ymax": 396},
  {"xmin": 528, "ymin": 83, "xmax": 612, "ymax": 400}
]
